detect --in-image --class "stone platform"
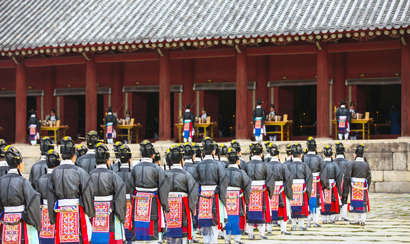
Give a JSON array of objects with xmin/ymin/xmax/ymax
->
[{"xmin": 13, "ymin": 138, "xmax": 410, "ymax": 193}]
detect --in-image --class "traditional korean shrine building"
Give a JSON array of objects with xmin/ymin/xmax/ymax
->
[{"xmin": 0, "ymin": 0, "xmax": 409, "ymax": 143}]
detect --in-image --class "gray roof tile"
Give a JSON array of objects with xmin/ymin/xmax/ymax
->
[{"xmin": 0, "ymin": 0, "xmax": 409, "ymax": 51}]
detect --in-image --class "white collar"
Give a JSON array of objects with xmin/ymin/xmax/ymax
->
[
  {"xmin": 251, "ymin": 156, "xmax": 262, "ymax": 161},
  {"xmin": 8, "ymin": 168, "xmax": 19, "ymax": 174},
  {"xmin": 355, "ymin": 157, "xmax": 364, "ymax": 161},
  {"xmin": 204, "ymin": 155, "xmax": 214, "ymax": 160},
  {"xmin": 108, "ymin": 112, "xmax": 112, "ymax": 115},
  {"xmin": 120, "ymin": 164, "xmax": 131, "ymax": 168},
  {"xmin": 185, "ymin": 109, "xmax": 190, "ymax": 112},
  {"xmin": 336, "ymin": 155, "xmax": 345, "ymax": 159},
  {"xmin": 228, "ymin": 164, "xmax": 239, "ymax": 168},
  {"xmin": 220, "ymin": 157, "xmax": 228, "ymax": 162},
  {"xmin": 47, "ymin": 168, "xmax": 54, "ymax": 174},
  {"xmin": 86, "ymin": 149, "xmax": 95, "ymax": 154},
  {"xmin": 41, "ymin": 155, "xmax": 47, "ymax": 160},
  {"xmin": 307, "ymin": 151, "xmax": 316, "ymax": 155},
  {"xmin": 341, "ymin": 105, "xmax": 345, "ymax": 108},
  {"xmin": 287, "ymin": 156, "xmax": 293, "ymax": 160},
  {"xmin": 324, "ymin": 158, "xmax": 332, "ymax": 161},
  {"xmin": 194, "ymin": 158, "xmax": 201, "ymax": 162},
  {"xmin": 31, "ymin": 114, "xmax": 36, "ymax": 117},
  {"xmin": 141, "ymin": 157, "xmax": 153, "ymax": 163},
  {"xmin": 256, "ymin": 105, "xmax": 261, "ymax": 108},
  {"xmin": 184, "ymin": 159, "xmax": 193, "ymax": 164},
  {"xmin": 293, "ymin": 158, "xmax": 302, "ymax": 162},
  {"xmin": 96, "ymin": 164, "xmax": 108, "ymax": 169},
  {"xmin": 265, "ymin": 153, "xmax": 271, "ymax": 158},
  {"xmin": 0, "ymin": 161, "xmax": 8, "ymax": 167},
  {"xmin": 171, "ymin": 164, "xmax": 183, "ymax": 169},
  {"xmin": 270, "ymin": 157, "xmax": 279, "ymax": 161},
  {"xmin": 61, "ymin": 159, "xmax": 74, "ymax": 165}
]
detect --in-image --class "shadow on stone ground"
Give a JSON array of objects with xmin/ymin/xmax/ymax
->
[{"xmin": 195, "ymin": 193, "xmax": 410, "ymax": 244}]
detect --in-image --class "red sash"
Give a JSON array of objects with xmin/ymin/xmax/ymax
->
[
  {"xmin": 40, "ymin": 206, "xmax": 55, "ymax": 239},
  {"xmin": 2, "ymin": 213, "xmax": 22, "ymax": 244},
  {"xmin": 125, "ymin": 200, "xmax": 133, "ymax": 230},
  {"xmin": 92, "ymin": 202, "xmax": 111, "ymax": 233},
  {"xmin": 226, "ymin": 191, "xmax": 240, "ymax": 216}
]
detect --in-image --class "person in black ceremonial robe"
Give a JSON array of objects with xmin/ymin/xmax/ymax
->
[
  {"xmin": 0, "ymin": 139, "xmax": 9, "ymax": 177},
  {"xmin": 244, "ymin": 142, "xmax": 275, "ymax": 240},
  {"xmin": 230, "ymin": 140, "xmax": 246, "ymax": 170},
  {"xmin": 76, "ymin": 130, "xmax": 101, "ymax": 173},
  {"xmin": 343, "ymin": 144, "xmax": 372, "ymax": 226},
  {"xmin": 47, "ymin": 136, "xmax": 95, "ymax": 243},
  {"xmin": 166, "ymin": 145, "xmax": 198, "ymax": 244},
  {"xmin": 28, "ymin": 109, "xmax": 41, "ymax": 145},
  {"xmin": 35, "ymin": 149, "xmax": 61, "ymax": 243},
  {"xmin": 105, "ymin": 107, "xmax": 117, "ymax": 144},
  {"xmin": 333, "ymin": 142, "xmax": 351, "ymax": 221},
  {"xmin": 336, "ymin": 100, "xmax": 351, "ymax": 140},
  {"xmin": 89, "ymin": 143, "xmax": 126, "ymax": 243},
  {"xmin": 75, "ymin": 144, "xmax": 88, "ymax": 164},
  {"xmin": 29, "ymin": 136, "xmax": 53, "ymax": 187},
  {"xmin": 0, "ymin": 146, "xmax": 41, "ymax": 243},
  {"xmin": 131, "ymin": 140, "xmax": 171, "ymax": 243},
  {"xmin": 252, "ymin": 99, "xmax": 266, "ymax": 142},
  {"xmin": 303, "ymin": 137, "xmax": 329, "ymax": 228},
  {"xmin": 182, "ymin": 104, "xmax": 196, "ymax": 143},
  {"xmin": 196, "ymin": 137, "xmax": 228, "ymax": 244},
  {"xmin": 224, "ymin": 147, "xmax": 251, "ymax": 244},
  {"xmin": 265, "ymin": 143, "xmax": 293, "ymax": 235}
]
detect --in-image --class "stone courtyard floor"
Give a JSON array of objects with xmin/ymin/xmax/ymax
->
[{"xmin": 197, "ymin": 193, "xmax": 410, "ymax": 243}]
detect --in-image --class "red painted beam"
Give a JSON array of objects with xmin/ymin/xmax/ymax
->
[
  {"xmin": 85, "ymin": 53, "xmax": 97, "ymax": 133},
  {"xmin": 25, "ymin": 56, "xmax": 86, "ymax": 67},
  {"xmin": 15, "ymin": 58, "xmax": 27, "ymax": 143},
  {"xmin": 169, "ymin": 48, "xmax": 236, "ymax": 59},
  {"xmin": 95, "ymin": 52, "xmax": 159, "ymax": 63},
  {"xmin": 247, "ymin": 45, "xmax": 317, "ymax": 56},
  {"xmin": 328, "ymin": 40, "xmax": 401, "ymax": 53},
  {"xmin": 0, "ymin": 60, "xmax": 15, "ymax": 68}
]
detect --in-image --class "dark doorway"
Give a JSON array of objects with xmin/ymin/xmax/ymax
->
[
  {"xmin": 27, "ymin": 96, "xmax": 37, "ymax": 119},
  {"xmin": 365, "ymin": 84, "xmax": 401, "ymax": 135},
  {"xmin": 293, "ymin": 85, "xmax": 317, "ymax": 136},
  {"xmin": 0, "ymin": 98, "xmax": 15, "ymax": 142},
  {"xmin": 218, "ymin": 90, "xmax": 236, "ymax": 137},
  {"xmin": 97, "ymin": 94, "xmax": 104, "ymax": 138},
  {"xmin": 145, "ymin": 92, "xmax": 159, "ymax": 139},
  {"xmin": 64, "ymin": 95, "xmax": 86, "ymax": 139}
]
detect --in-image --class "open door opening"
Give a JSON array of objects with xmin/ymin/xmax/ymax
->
[
  {"xmin": 218, "ymin": 90, "xmax": 236, "ymax": 137},
  {"xmin": 0, "ymin": 98, "xmax": 15, "ymax": 142},
  {"xmin": 63, "ymin": 95, "xmax": 85, "ymax": 139},
  {"xmin": 293, "ymin": 85, "xmax": 317, "ymax": 136}
]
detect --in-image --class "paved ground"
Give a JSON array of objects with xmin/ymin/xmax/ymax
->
[{"xmin": 193, "ymin": 193, "xmax": 410, "ymax": 243}]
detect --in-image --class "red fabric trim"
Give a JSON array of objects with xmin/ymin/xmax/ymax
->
[
  {"xmin": 215, "ymin": 193, "xmax": 221, "ymax": 230},
  {"xmin": 55, "ymin": 212, "xmax": 61, "ymax": 244},
  {"xmin": 130, "ymin": 189, "xmax": 137, "ymax": 231},
  {"xmin": 318, "ymin": 181, "xmax": 325, "ymax": 210},
  {"xmin": 239, "ymin": 196, "xmax": 246, "ymax": 230},
  {"xmin": 304, "ymin": 191, "xmax": 309, "ymax": 217},
  {"xmin": 264, "ymin": 190, "xmax": 271, "ymax": 223},
  {"xmin": 149, "ymin": 221, "xmax": 154, "ymax": 236},
  {"xmin": 156, "ymin": 195, "xmax": 162, "ymax": 234},
  {"xmin": 282, "ymin": 191, "xmax": 288, "ymax": 222},
  {"xmin": 79, "ymin": 206, "xmax": 89, "ymax": 244},
  {"xmin": 366, "ymin": 190, "xmax": 370, "ymax": 212},
  {"xmin": 24, "ymin": 222, "xmax": 28, "ymax": 244},
  {"xmin": 182, "ymin": 197, "xmax": 192, "ymax": 240},
  {"xmin": 109, "ymin": 232, "xmax": 123, "ymax": 244}
]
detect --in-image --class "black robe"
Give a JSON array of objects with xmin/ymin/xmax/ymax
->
[
  {"xmin": 28, "ymin": 115, "xmax": 41, "ymax": 128},
  {"xmin": 76, "ymin": 151, "xmax": 97, "ymax": 174},
  {"xmin": 244, "ymin": 158, "xmax": 275, "ymax": 198},
  {"xmin": 302, "ymin": 153, "xmax": 329, "ymax": 208},
  {"xmin": 183, "ymin": 159, "xmax": 199, "ymax": 182},
  {"xmin": 286, "ymin": 158, "xmax": 313, "ymax": 199},
  {"xmin": 226, "ymin": 165, "xmax": 252, "ymax": 220},
  {"xmin": 342, "ymin": 158, "xmax": 372, "ymax": 211},
  {"xmin": 131, "ymin": 158, "xmax": 171, "ymax": 241},
  {"xmin": 336, "ymin": 106, "xmax": 352, "ymax": 133},
  {"xmin": 90, "ymin": 166, "xmax": 127, "ymax": 230},
  {"xmin": 323, "ymin": 159, "xmax": 343, "ymax": 207},
  {"xmin": 334, "ymin": 156, "xmax": 351, "ymax": 175},
  {"xmin": 266, "ymin": 158, "xmax": 293, "ymax": 201},
  {"xmin": 182, "ymin": 110, "xmax": 195, "ymax": 127},
  {"xmin": 47, "ymin": 161, "xmax": 96, "ymax": 224},
  {"xmin": 0, "ymin": 170, "xmax": 41, "ymax": 243},
  {"xmin": 105, "ymin": 112, "xmax": 118, "ymax": 130},
  {"xmin": 29, "ymin": 156, "xmax": 48, "ymax": 187},
  {"xmin": 252, "ymin": 106, "xmax": 266, "ymax": 125},
  {"xmin": 166, "ymin": 165, "xmax": 199, "ymax": 239},
  {"xmin": 196, "ymin": 155, "xmax": 228, "ymax": 226}
]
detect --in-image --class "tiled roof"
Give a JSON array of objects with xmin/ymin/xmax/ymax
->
[{"xmin": 0, "ymin": 0, "xmax": 409, "ymax": 51}]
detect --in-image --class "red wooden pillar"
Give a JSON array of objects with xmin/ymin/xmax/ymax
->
[
  {"xmin": 401, "ymin": 37, "xmax": 410, "ymax": 137},
  {"xmin": 333, "ymin": 53, "xmax": 346, "ymax": 106},
  {"xmin": 317, "ymin": 42, "xmax": 330, "ymax": 138},
  {"xmin": 236, "ymin": 45, "xmax": 248, "ymax": 139},
  {"xmin": 44, "ymin": 66, "xmax": 55, "ymax": 116},
  {"xmin": 111, "ymin": 62, "xmax": 124, "ymax": 118},
  {"xmin": 159, "ymin": 49, "xmax": 171, "ymax": 141},
  {"xmin": 15, "ymin": 58, "xmax": 27, "ymax": 143},
  {"xmin": 256, "ymin": 56, "xmax": 269, "ymax": 104},
  {"xmin": 86, "ymin": 53, "xmax": 97, "ymax": 133}
]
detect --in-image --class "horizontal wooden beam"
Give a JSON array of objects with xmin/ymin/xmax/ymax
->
[
  {"xmin": 25, "ymin": 56, "xmax": 86, "ymax": 67},
  {"xmin": 0, "ymin": 60, "xmax": 16, "ymax": 68},
  {"xmin": 95, "ymin": 52, "xmax": 159, "ymax": 63},
  {"xmin": 169, "ymin": 48, "xmax": 236, "ymax": 59},
  {"xmin": 328, "ymin": 40, "xmax": 401, "ymax": 53},
  {"xmin": 247, "ymin": 45, "xmax": 317, "ymax": 56}
]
